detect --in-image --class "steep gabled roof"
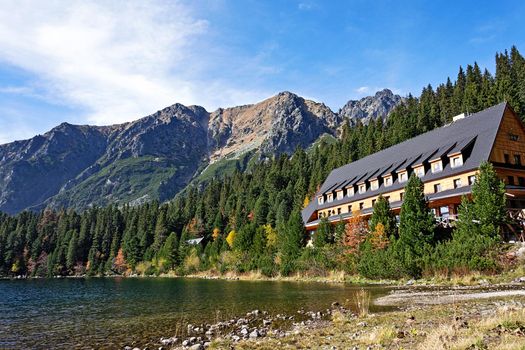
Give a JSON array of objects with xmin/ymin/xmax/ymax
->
[{"xmin": 302, "ymin": 102, "xmax": 508, "ymax": 224}]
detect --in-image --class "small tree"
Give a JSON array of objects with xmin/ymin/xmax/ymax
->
[
  {"xmin": 314, "ymin": 217, "xmax": 331, "ymax": 248},
  {"xmin": 469, "ymin": 162, "xmax": 507, "ymax": 239},
  {"xmin": 369, "ymin": 222, "xmax": 390, "ymax": 250},
  {"xmin": 369, "ymin": 195, "xmax": 397, "ymax": 237},
  {"xmin": 226, "ymin": 230, "xmax": 236, "ymax": 248},
  {"xmin": 396, "ymin": 174, "xmax": 435, "ymax": 277},
  {"xmin": 342, "ymin": 210, "xmax": 368, "ymax": 254},
  {"xmin": 279, "ymin": 210, "xmax": 305, "ymax": 275}
]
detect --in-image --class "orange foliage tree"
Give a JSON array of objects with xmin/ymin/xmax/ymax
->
[
  {"xmin": 342, "ymin": 210, "xmax": 368, "ymax": 254},
  {"xmin": 113, "ymin": 248, "xmax": 128, "ymax": 274}
]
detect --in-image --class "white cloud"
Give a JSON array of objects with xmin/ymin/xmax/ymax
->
[
  {"xmin": 355, "ymin": 86, "xmax": 370, "ymax": 94},
  {"xmin": 0, "ymin": 0, "xmax": 270, "ymax": 127}
]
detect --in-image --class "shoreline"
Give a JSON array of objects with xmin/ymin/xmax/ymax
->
[
  {"xmin": 3, "ymin": 268, "xmax": 525, "ymax": 288},
  {"xmin": 154, "ymin": 287, "xmax": 525, "ymax": 350}
]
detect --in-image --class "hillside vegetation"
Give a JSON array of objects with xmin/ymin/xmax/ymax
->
[{"xmin": 1, "ymin": 46, "xmax": 525, "ymax": 280}]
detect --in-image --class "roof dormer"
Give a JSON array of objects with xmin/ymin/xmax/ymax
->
[
  {"xmin": 383, "ymin": 174, "xmax": 393, "ymax": 187},
  {"xmin": 370, "ymin": 178, "xmax": 379, "ymax": 191},
  {"xmin": 449, "ymin": 153, "xmax": 463, "ymax": 168},
  {"xmin": 317, "ymin": 195, "xmax": 324, "ymax": 205}
]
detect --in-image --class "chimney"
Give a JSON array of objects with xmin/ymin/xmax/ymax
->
[{"xmin": 452, "ymin": 113, "xmax": 466, "ymax": 122}]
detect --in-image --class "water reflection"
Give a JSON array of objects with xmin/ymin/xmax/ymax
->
[{"xmin": 0, "ymin": 278, "xmax": 393, "ymax": 349}]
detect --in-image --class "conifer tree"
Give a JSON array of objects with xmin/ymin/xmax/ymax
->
[
  {"xmin": 397, "ymin": 174, "xmax": 435, "ymax": 276},
  {"xmin": 313, "ymin": 217, "xmax": 331, "ymax": 248},
  {"xmin": 369, "ymin": 195, "xmax": 397, "ymax": 237},
  {"xmin": 279, "ymin": 210, "xmax": 304, "ymax": 275}
]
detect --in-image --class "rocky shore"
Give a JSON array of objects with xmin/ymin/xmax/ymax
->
[{"xmin": 121, "ymin": 286, "xmax": 525, "ymax": 350}]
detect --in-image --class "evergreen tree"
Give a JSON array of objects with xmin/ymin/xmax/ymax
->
[
  {"xmin": 396, "ymin": 174, "xmax": 435, "ymax": 277},
  {"xmin": 369, "ymin": 195, "xmax": 397, "ymax": 237},
  {"xmin": 313, "ymin": 217, "xmax": 331, "ymax": 248},
  {"xmin": 279, "ymin": 210, "xmax": 304, "ymax": 275}
]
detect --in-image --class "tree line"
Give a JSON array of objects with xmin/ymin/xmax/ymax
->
[{"xmin": 0, "ymin": 46, "xmax": 523, "ymax": 278}]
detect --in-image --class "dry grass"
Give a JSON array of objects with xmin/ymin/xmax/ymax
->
[
  {"xmin": 210, "ymin": 296, "xmax": 525, "ymax": 350},
  {"xmin": 353, "ymin": 288, "xmax": 370, "ymax": 318}
]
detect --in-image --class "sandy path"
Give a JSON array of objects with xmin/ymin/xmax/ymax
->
[{"xmin": 375, "ymin": 288, "xmax": 525, "ymax": 306}]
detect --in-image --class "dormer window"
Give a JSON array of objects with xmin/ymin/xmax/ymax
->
[
  {"xmin": 358, "ymin": 183, "xmax": 366, "ymax": 194},
  {"xmin": 370, "ymin": 179, "xmax": 379, "ymax": 191},
  {"xmin": 336, "ymin": 190, "xmax": 344, "ymax": 200},
  {"xmin": 399, "ymin": 171, "xmax": 408, "ymax": 183},
  {"xmin": 317, "ymin": 196, "xmax": 324, "ymax": 205},
  {"xmin": 414, "ymin": 166, "xmax": 425, "ymax": 178},
  {"xmin": 347, "ymin": 187, "xmax": 355, "ymax": 197},
  {"xmin": 451, "ymin": 155, "xmax": 463, "ymax": 168},
  {"xmin": 327, "ymin": 193, "xmax": 334, "ymax": 203},
  {"xmin": 384, "ymin": 176, "xmax": 393, "ymax": 187},
  {"xmin": 431, "ymin": 160, "xmax": 443, "ymax": 173}
]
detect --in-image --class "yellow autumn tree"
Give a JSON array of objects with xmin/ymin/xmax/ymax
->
[
  {"xmin": 226, "ymin": 230, "xmax": 236, "ymax": 247},
  {"xmin": 263, "ymin": 224, "xmax": 278, "ymax": 248},
  {"xmin": 303, "ymin": 196, "xmax": 310, "ymax": 208},
  {"xmin": 212, "ymin": 228, "xmax": 221, "ymax": 241},
  {"xmin": 369, "ymin": 222, "xmax": 389, "ymax": 250}
]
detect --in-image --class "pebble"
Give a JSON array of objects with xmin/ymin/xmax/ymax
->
[{"xmin": 189, "ymin": 344, "xmax": 204, "ymax": 350}]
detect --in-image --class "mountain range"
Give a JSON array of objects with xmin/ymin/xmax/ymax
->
[{"xmin": 0, "ymin": 89, "xmax": 402, "ymax": 214}]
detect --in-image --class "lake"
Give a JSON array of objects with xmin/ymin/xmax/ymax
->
[{"xmin": 0, "ymin": 278, "xmax": 394, "ymax": 349}]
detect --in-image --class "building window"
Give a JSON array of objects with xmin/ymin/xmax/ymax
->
[
  {"xmin": 400, "ymin": 192, "xmax": 404, "ymax": 201},
  {"xmin": 508, "ymin": 176, "xmax": 515, "ymax": 185},
  {"xmin": 336, "ymin": 190, "xmax": 343, "ymax": 200},
  {"xmin": 370, "ymin": 180, "xmax": 379, "ymax": 191},
  {"xmin": 385, "ymin": 196, "xmax": 390, "ymax": 203},
  {"xmin": 347, "ymin": 205, "xmax": 352, "ymax": 212},
  {"xmin": 451, "ymin": 156, "xmax": 463, "ymax": 168},
  {"xmin": 318, "ymin": 196, "xmax": 324, "ymax": 205},
  {"xmin": 337, "ymin": 208, "xmax": 341, "ymax": 215},
  {"xmin": 415, "ymin": 166, "xmax": 425, "ymax": 178},
  {"xmin": 519, "ymin": 177, "xmax": 525, "ymax": 186},
  {"xmin": 504, "ymin": 153, "xmax": 510, "ymax": 164},
  {"xmin": 509, "ymin": 133, "xmax": 519, "ymax": 141},
  {"xmin": 468, "ymin": 175, "xmax": 476, "ymax": 185},
  {"xmin": 454, "ymin": 178, "xmax": 462, "ymax": 189},
  {"xmin": 327, "ymin": 193, "xmax": 333, "ymax": 203},
  {"xmin": 347, "ymin": 187, "xmax": 354, "ymax": 197},
  {"xmin": 434, "ymin": 183, "xmax": 442, "ymax": 193},
  {"xmin": 359, "ymin": 184, "xmax": 366, "ymax": 194},
  {"xmin": 440, "ymin": 206, "xmax": 450, "ymax": 218},
  {"xmin": 515, "ymin": 154, "xmax": 522, "ymax": 165},
  {"xmin": 384, "ymin": 176, "xmax": 392, "ymax": 187},
  {"xmin": 372, "ymin": 199, "xmax": 376, "ymax": 207},
  {"xmin": 431, "ymin": 161, "xmax": 443, "ymax": 173},
  {"xmin": 399, "ymin": 172, "xmax": 408, "ymax": 183},
  {"xmin": 359, "ymin": 202, "xmax": 364, "ymax": 210}
]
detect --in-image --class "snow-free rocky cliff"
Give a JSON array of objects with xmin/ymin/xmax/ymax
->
[{"xmin": 0, "ymin": 89, "xmax": 402, "ymax": 213}]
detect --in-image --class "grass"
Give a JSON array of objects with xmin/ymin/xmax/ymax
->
[{"xmin": 209, "ymin": 297, "xmax": 525, "ymax": 350}]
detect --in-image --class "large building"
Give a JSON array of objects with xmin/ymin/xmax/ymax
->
[{"xmin": 301, "ymin": 102, "xmax": 525, "ymax": 237}]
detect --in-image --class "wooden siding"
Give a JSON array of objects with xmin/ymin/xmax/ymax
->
[{"xmin": 489, "ymin": 108, "xmax": 525, "ymax": 164}]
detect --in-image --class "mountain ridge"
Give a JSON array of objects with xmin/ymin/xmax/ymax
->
[{"xmin": 0, "ymin": 89, "xmax": 402, "ymax": 213}]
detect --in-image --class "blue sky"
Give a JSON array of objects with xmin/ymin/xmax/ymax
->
[{"xmin": 0, "ymin": 0, "xmax": 524, "ymax": 144}]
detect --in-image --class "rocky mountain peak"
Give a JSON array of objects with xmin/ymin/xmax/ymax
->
[{"xmin": 339, "ymin": 88, "xmax": 403, "ymax": 124}]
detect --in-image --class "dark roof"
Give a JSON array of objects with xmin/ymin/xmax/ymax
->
[{"xmin": 302, "ymin": 102, "xmax": 508, "ymax": 224}]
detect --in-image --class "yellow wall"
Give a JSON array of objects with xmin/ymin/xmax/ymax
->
[{"xmin": 318, "ymin": 170, "xmax": 478, "ymax": 218}]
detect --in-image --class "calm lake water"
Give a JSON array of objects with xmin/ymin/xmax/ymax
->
[{"xmin": 0, "ymin": 278, "xmax": 394, "ymax": 349}]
